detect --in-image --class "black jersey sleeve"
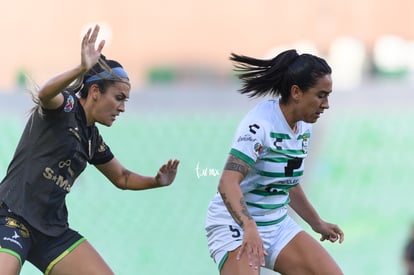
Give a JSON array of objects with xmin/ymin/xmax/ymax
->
[{"xmin": 89, "ymin": 127, "xmax": 114, "ymax": 165}]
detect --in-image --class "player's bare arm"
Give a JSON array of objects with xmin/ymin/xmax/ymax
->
[
  {"xmin": 223, "ymin": 154, "xmax": 250, "ymax": 177},
  {"xmin": 96, "ymin": 158, "xmax": 179, "ymax": 190},
  {"xmin": 218, "ymin": 154, "xmax": 253, "ymax": 228},
  {"xmin": 38, "ymin": 25, "xmax": 104, "ymax": 110}
]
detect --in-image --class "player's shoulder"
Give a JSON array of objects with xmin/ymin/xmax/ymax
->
[
  {"xmin": 244, "ymin": 99, "xmax": 277, "ymax": 120},
  {"xmin": 252, "ymin": 99, "xmax": 278, "ymax": 112},
  {"xmin": 236, "ymin": 99, "xmax": 276, "ymax": 136}
]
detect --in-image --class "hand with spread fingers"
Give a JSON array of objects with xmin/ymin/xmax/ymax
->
[
  {"xmin": 155, "ymin": 159, "xmax": 180, "ymax": 187},
  {"xmin": 237, "ymin": 224, "xmax": 268, "ymax": 270},
  {"xmin": 81, "ymin": 25, "xmax": 106, "ymax": 71}
]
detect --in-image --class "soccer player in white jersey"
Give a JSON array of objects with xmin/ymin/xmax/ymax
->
[{"xmin": 205, "ymin": 49, "xmax": 344, "ymax": 275}]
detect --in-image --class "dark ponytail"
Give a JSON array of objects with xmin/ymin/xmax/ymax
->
[{"xmin": 231, "ymin": 49, "xmax": 331, "ymax": 103}]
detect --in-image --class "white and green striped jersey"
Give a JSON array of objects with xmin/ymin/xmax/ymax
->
[{"xmin": 206, "ymin": 99, "xmax": 312, "ymax": 227}]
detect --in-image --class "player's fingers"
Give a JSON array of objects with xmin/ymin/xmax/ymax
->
[
  {"xmin": 159, "ymin": 164, "xmax": 168, "ymax": 172},
  {"xmin": 82, "ymin": 28, "xmax": 91, "ymax": 46},
  {"xmin": 236, "ymin": 245, "xmax": 245, "ymax": 261},
  {"xmin": 330, "ymin": 226, "xmax": 344, "ymax": 243},
  {"xmin": 171, "ymin": 159, "xmax": 180, "ymax": 169},
  {"xmin": 245, "ymin": 245, "xmax": 263, "ymax": 270},
  {"xmin": 96, "ymin": 40, "xmax": 105, "ymax": 53},
  {"xmin": 164, "ymin": 159, "xmax": 172, "ymax": 168},
  {"xmin": 89, "ymin": 24, "xmax": 100, "ymax": 42},
  {"xmin": 261, "ymin": 247, "xmax": 268, "ymax": 266},
  {"xmin": 168, "ymin": 159, "xmax": 175, "ymax": 167},
  {"xmin": 337, "ymin": 229, "xmax": 344, "ymax": 243},
  {"xmin": 329, "ymin": 234, "xmax": 338, "ymax": 242},
  {"xmin": 166, "ymin": 159, "xmax": 179, "ymax": 170}
]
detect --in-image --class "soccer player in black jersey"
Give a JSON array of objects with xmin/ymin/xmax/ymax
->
[{"xmin": 0, "ymin": 25, "xmax": 179, "ymax": 275}]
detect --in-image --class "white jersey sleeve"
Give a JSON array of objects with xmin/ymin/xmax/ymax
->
[{"xmin": 229, "ymin": 111, "xmax": 267, "ymax": 167}]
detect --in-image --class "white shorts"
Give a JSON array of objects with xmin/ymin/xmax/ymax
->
[{"xmin": 206, "ymin": 215, "xmax": 302, "ymax": 271}]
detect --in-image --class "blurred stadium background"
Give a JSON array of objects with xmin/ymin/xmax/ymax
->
[{"xmin": 1, "ymin": 1, "xmax": 414, "ymax": 274}]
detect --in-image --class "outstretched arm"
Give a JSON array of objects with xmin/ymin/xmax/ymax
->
[
  {"xmin": 96, "ymin": 157, "xmax": 179, "ymax": 190},
  {"xmin": 38, "ymin": 25, "xmax": 105, "ymax": 109},
  {"xmin": 289, "ymin": 184, "xmax": 344, "ymax": 243}
]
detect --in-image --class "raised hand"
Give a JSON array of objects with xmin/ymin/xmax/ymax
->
[
  {"xmin": 155, "ymin": 159, "xmax": 180, "ymax": 187},
  {"xmin": 81, "ymin": 25, "xmax": 105, "ymax": 71}
]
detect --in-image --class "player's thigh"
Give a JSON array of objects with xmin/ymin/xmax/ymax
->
[
  {"xmin": 221, "ymin": 246, "xmax": 260, "ymax": 275},
  {"xmin": 0, "ymin": 205, "xmax": 29, "ymax": 275},
  {"xmin": 0, "ymin": 252, "xmax": 20, "ymax": 275},
  {"xmin": 274, "ymin": 231, "xmax": 343, "ymax": 275},
  {"xmin": 49, "ymin": 240, "xmax": 114, "ymax": 275}
]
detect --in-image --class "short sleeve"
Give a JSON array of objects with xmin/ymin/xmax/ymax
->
[
  {"xmin": 229, "ymin": 118, "xmax": 266, "ymax": 167},
  {"xmin": 89, "ymin": 129, "xmax": 114, "ymax": 165}
]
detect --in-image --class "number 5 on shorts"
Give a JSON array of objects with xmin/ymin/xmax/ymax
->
[{"xmin": 229, "ymin": 225, "xmax": 241, "ymax": 238}]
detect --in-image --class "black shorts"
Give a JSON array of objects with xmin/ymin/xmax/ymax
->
[{"xmin": 0, "ymin": 202, "xmax": 85, "ymax": 274}]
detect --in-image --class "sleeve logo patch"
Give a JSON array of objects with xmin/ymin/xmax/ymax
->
[
  {"xmin": 302, "ymin": 135, "xmax": 309, "ymax": 153},
  {"xmin": 254, "ymin": 142, "xmax": 263, "ymax": 155},
  {"xmin": 64, "ymin": 95, "xmax": 75, "ymax": 112}
]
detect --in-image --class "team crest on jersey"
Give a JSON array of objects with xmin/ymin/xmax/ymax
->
[
  {"xmin": 64, "ymin": 95, "xmax": 75, "ymax": 112},
  {"xmin": 254, "ymin": 142, "xmax": 263, "ymax": 156},
  {"xmin": 302, "ymin": 134, "xmax": 309, "ymax": 153}
]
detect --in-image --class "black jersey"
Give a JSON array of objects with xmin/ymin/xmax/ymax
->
[{"xmin": 0, "ymin": 91, "xmax": 114, "ymax": 236}]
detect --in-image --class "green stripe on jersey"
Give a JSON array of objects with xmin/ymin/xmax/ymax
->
[
  {"xmin": 256, "ymin": 169, "xmax": 303, "ymax": 178},
  {"xmin": 229, "ymin": 148, "xmax": 255, "ymax": 166},
  {"xmin": 246, "ymin": 197, "xmax": 290, "ymax": 209},
  {"xmin": 256, "ymin": 213, "xmax": 288, "ymax": 226},
  {"xmin": 268, "ymin": 148, "xmax": 304, "ymax": 156},
  {"xmin": 255, "ymin": 182, "xmax": 299, "ymax": 190},
  {"xmin": 270, "ymin": 132, "xmax": 291, "ymax": 139},
  {"xmin": 250, "ymin": 189, "xmax": 288, "ymax": 196}
]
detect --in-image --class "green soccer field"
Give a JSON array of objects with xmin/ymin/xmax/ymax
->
[{"xmin": 1, "ymin": 85, "xmax": 413, "ymax": 275}]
